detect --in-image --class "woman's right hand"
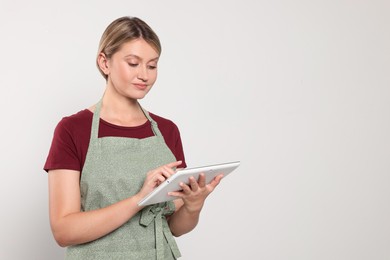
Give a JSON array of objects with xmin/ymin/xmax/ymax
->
[{"xmin": 136, "ymin": 161, "xmax": 182, "ymax": 202}]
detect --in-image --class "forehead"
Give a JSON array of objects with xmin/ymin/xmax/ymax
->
[{"xmin": 115, "ymin": 38, "xmax": 159, "ymax": 60}]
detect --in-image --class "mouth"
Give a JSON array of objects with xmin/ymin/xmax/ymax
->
[{"xmin": 133, "ymin": 83, "xmax": 148, "ymax": 90}]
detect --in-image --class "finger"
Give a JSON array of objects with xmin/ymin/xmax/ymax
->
[
  {"xmin": 208, "ymin": 174, "xmax": 224, "ymax": 188},
  {"xmin": 165, "ymin": 160, "xmax": 182, "ymax": 168},
  {"xmin": 189, "ymin": 176, "xmax": 199, "ymax": 191},
  {"xmin": 160, "ymin": 166, "xmax": 175, "ymax": 178},
  {"xmin": 155, "ymin": 174, "xmax": 167, "ymax": 183},
  {"xmin": 153, "ymin": 175, "xmax": 166, "ymax": 188},
  {"xmin": 180, "ymin": 182, "xmax": 192, "ymax": 194},
  {"xmin": 198, "ymin": 173, "xmax": 206, "ymax": 187},
  {"xmin": 168, "ymin": 190, "xmax": 184, "ymax": 198}
]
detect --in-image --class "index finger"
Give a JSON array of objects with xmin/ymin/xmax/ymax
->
[{"xmin": 165, "ymin": 160, "xmax": 182, "ymax": 168}]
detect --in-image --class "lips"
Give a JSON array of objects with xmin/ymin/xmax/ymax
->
[{"xmin": 133, "ymin": 83, "xmax": 148, "ymax": 90}]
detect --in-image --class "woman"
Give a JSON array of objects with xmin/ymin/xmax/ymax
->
[{"xmin": 44, "ymin": 16, "xmax": 223, "ymax": 259}]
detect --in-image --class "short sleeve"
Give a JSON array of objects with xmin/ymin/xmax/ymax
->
[
  {"xmin": 43, "ymin": 118, "xmax": 81, "ymax": 172},
  {"xmin": 173, "ymin": 125, "xmax": 187, "ymax": 168}
]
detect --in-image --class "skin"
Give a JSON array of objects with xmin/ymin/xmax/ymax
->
[{"xmin": 48, "ymin": 38, "xmax": 223, "ymax": 247}]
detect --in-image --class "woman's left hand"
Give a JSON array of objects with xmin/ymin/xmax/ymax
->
[{"xmin": 168, "ymin": 173, "xmax": 224, "ymax": 213}]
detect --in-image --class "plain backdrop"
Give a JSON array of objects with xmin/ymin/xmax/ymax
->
[{"xmin": 1, "ymin": 0, "xmax": 389, "ymax": 259}]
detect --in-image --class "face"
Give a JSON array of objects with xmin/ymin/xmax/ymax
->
[{"xmin": 102, "ymin": 38, "xmax": 159, "ymax": 100}]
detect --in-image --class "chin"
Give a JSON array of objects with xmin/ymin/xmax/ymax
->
[
  {"xmin": 135, "ymin": 95, "xmax": 147, "ymax": 100},
  {"xmin": 130, "ymin": 92, "xmax": 149, "ymax": 100},
  {"xmin": 123, "ymin": 87, "xmax": 152, "ymax": 100}
]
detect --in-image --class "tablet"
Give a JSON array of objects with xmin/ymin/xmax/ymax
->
[{"xmin": 138, "ymin": 161, "xmax": 240, "ymax": 206}]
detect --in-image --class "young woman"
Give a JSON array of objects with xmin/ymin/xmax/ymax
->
[{"xmin": 44, "ymin": 17, "xmax": 223, "ymax": 259}]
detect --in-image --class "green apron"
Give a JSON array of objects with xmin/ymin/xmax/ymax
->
[{"xmin": 66, "ymin": 100, "xmax": 181, "ymax": 259}]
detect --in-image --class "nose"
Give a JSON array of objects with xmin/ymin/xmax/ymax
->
[{"xmin": 137, "ymin": 65, "xmax": 148, "ymax": 82}]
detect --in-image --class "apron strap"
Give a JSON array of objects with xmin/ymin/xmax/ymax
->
[
  {"xmin": 140, "ymin": 202, "xmax": 181, "ymax": 259},
  {"xmin": 139, "ymin": 105, "xmax": 164, "ymax": 138},
  {"xmin": 90, "ymin": 99, "xmax": 103, "ymax": 144}
]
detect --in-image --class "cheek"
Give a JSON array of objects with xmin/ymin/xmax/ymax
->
[
  {"xmin": 118, "ymin": 65, "xmax": 132, "ymax": 79},
  {"xmin": 149, "ymin": 70, "xmax": 158, "ymax": 83}
]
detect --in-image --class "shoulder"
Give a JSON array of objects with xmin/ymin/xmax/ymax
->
[
  {"xmin": 148, "ymin": 112, "xmax": 183, "ymax": 142},
  {"xmin": 56, "ymin": 109, "xmax": 92, "ymax": 132},
  {"xmin": 53, "ymin": 110, "xmax": 92, "ymax": 144},
  {"xmin": 148, "ymin": 112, "xmax": 180, "ymax": 133},
  {"xmin": 59, "ymin": 109, "xmax": 92, "ymax": 125},
  {"xmin": 45, "ymin": 109, "xmax": 91, "ymax": 172}
]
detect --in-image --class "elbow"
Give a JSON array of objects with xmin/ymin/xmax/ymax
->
[
  {"xmin": 168, "ymin": 222, "xmax": 182, "ymax": 237},
  {"xmin": 51, "ymin": 223, "xmax": 75, "ymax": 247},
  {"xmin": 172, "ymin": 227, "xmax": 195, "ymax": 237},
  {"xmin": 56, "ymin": 239, "xmax": 68, "ymax": 248},
  {"xmin": 169, "ymin": 225, "xmax": 195, "ymax": 237},
  {"xmin": 50, "ymin": 215, "xmax": 80, "ymax": 247},
  {"xmin": 52, "ymin": 230, "xmax": 72, "ymax": 247},
  {"xmin": 168, "ymin": 217, "xmax": 198, "ymax": 237},
  {"xmin": 171, "ymin": 230, "xmax": 183, "ymax": 237}
]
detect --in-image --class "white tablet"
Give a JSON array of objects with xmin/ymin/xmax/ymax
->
[{"xmin": 138, "ymin": 161, "xmax": 240, "ymax": 206}]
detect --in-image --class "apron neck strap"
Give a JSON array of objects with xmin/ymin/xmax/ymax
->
[
  {"xmin": 138, "ymin": 104, "xmax": 163, "ymax": 137},
  {"xmin": 90, "ymin": 99, "xmax": 163, "ymax": 142},
  {"xmin": 90, "ymin": 99, "xmax": 102, "ymax": 141}
]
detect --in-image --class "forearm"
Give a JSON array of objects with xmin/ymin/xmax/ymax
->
[
  {"xmin": 168, "ymin": 205, "xmax": 202, "ymax": 237},
  {"xmin": 51, "ymin": 195, "xmax": 143, "ymax": 247}
]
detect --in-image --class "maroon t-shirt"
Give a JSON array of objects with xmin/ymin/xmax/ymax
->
[{"xmin": 44, "ymin": 109, "xmax": 186, "ymax": 173}]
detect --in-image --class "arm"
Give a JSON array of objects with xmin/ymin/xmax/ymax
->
[
  {"xmin": 48, "ymin": 161, "xmax": 182, "ymax": 247},
  {"xmin": 167, "ymin": 173, "xmax": 223, "ymax": 237},
  {"xmin": 48, "ymin": 169, "xmax": 143, "ymax": 247}
]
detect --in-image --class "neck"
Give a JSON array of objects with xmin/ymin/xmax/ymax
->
[{"xmin": 99, "ymin": 85, "xmax": 147, "ymax": 127}]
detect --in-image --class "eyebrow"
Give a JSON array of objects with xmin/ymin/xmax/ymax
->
[{"xmin": 124, "ymin": 54, "xmax": 159, "ymax": 62}]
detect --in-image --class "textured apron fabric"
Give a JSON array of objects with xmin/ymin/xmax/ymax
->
[{"xmin": 65, "ymin": 100, "xmax": 181, "ymax": 260}]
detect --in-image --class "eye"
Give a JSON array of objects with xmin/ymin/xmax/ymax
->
[
  {"xmin": 128, "ymin": 63, "xmax": 138, "ymax": 67},
  {"xmin": 147, "ymin": 65, "xmax": 157, "ymax": 70}
]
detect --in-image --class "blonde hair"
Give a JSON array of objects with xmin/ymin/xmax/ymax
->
[{"xmin": 96, "ymin": 16, "xmax": 161, "ymax": 80}]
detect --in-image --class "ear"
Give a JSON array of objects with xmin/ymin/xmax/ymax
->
[{"xmin": 97, "ymin": 53, "xmax": 110, "ymax": 76}]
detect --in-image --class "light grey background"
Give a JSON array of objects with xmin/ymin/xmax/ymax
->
[{"xmin": 1, "ymin": 0, "xmax": 389, "ymax": 259}]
